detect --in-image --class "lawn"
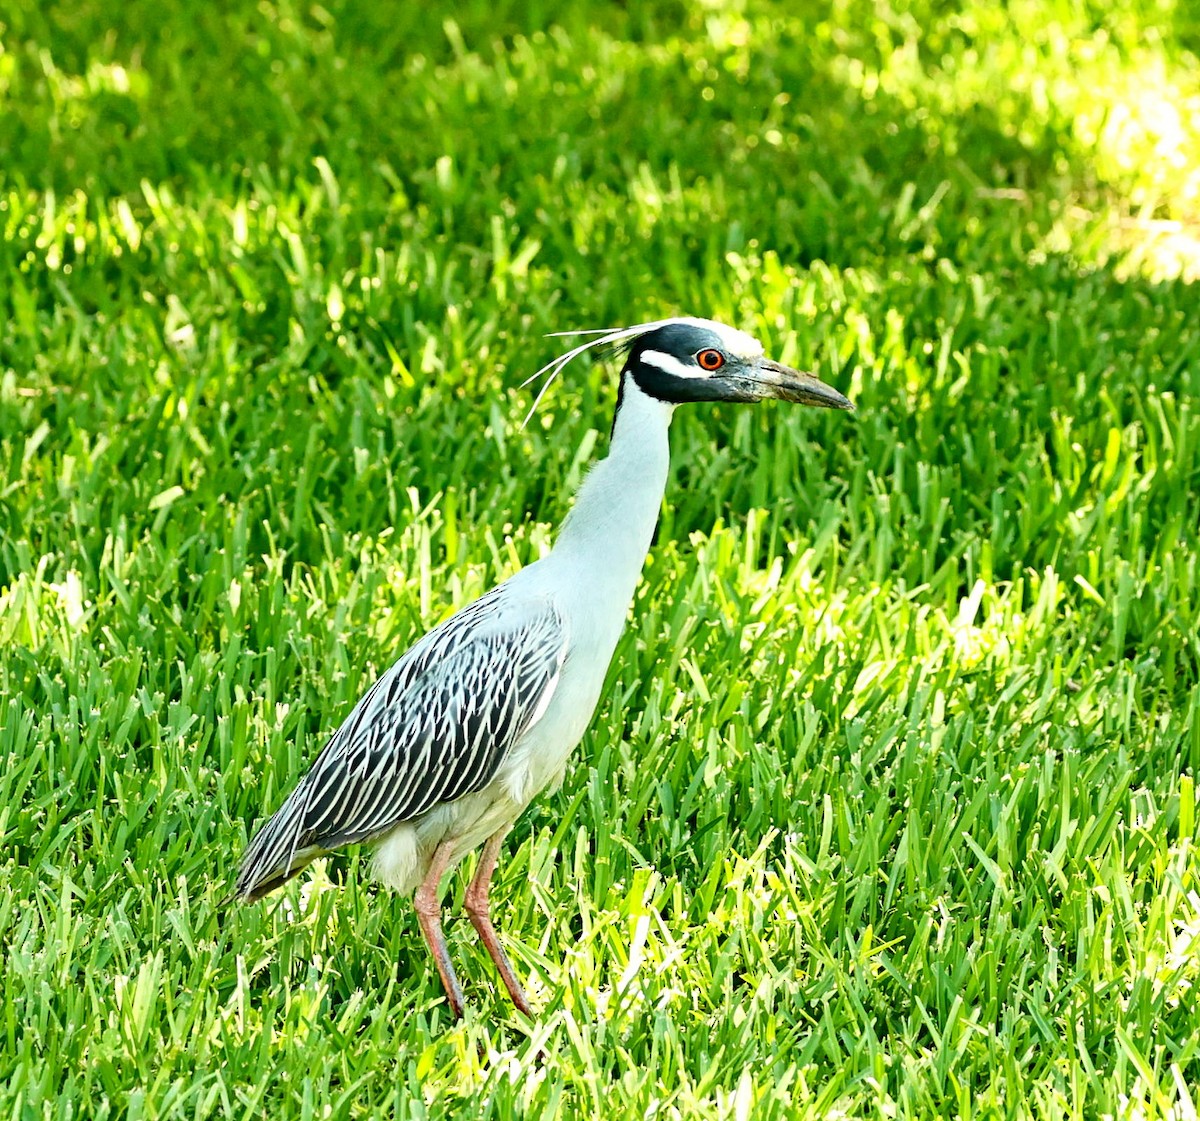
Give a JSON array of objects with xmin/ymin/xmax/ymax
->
[{"xmin": 3, "ymin": 0, "xmax": 1200, "ymax": 1116}]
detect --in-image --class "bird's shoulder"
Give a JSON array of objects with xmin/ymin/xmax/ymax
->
[
  {"xmin": 328, "ymin": 581, "xmax": 566, "ymax": 754},
  {"xmin": 397, "ymin": 580, "xmax": 565, "ymax": 678}
]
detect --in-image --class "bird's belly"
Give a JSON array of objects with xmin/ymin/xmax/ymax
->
[{"xmin": 371, "ymin": 785, "xmax": 523, "ymax": 895}]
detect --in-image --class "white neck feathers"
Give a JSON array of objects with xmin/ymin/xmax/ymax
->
[{"xmin": 547, "ymin": 377, "xmax": 674, "ymax": 603}]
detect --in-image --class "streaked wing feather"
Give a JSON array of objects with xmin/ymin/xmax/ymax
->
[{"xmin": 236, "ymin": 590, "xmax": 566, "ymax": 899}]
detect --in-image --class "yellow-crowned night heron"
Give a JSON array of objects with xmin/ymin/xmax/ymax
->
[{"xmin": 237, "ymin": 316, "xmax": 852, "ymax": 1018}]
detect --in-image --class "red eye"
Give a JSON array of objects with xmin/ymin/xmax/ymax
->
[{"xmin": 696, "ymin": 349, "xmax": 725, "ymax": 371}]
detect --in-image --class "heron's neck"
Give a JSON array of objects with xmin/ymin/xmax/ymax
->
[{"xmin": 549, "ymin": 377, "xmax": 674, "ymax": 597}]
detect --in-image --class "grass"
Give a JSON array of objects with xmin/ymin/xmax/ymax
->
[{"xmin": 3, "ymin": 0, "xmax": 1200, "ymax": 1115}]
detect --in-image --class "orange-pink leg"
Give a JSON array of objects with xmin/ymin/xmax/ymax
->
[
  {"xmin": 464, "ymin": 828, "xmax": 533, "ymax": 1016},
  {"xmin": 413, "ymin": 839, "xmax": 465, "ymax": 1019}
]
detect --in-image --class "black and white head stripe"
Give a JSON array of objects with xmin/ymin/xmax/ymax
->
[
  {"xmin": 521, "ymin": 316, "xmax": 762, "ymax": 425},
  {"xmin": 639, "ymin": 349, "xmax": 707, "ymax": 379}
]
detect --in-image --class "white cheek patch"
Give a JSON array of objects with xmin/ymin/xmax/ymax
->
[{"xmin": 640, "ymin": 349, "xmax": 708, "ymax": 379}]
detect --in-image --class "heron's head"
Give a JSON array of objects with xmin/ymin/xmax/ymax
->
[
  {"xmin": 522, "ymin": 315, "xmax": 853, "ymax": 427},
  {"xmin": 624, "ymin": 317, "xmax": 852, "ymax": 410}
]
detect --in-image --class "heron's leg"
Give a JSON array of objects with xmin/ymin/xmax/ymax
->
[
  {"xmin": 464, "ymin": 827, "xmax": 533, "ymax": 1016},
  {"xmin": 413, "ymin": 839, "xmax": 465, "ymax": 1019}
]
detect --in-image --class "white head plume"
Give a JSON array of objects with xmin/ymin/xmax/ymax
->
[{"xmin": 521, "ymin": 316, "xmax": 757, "ymax": 428}]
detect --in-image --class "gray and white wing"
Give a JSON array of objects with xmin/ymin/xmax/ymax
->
[{"xmin": 237, "ymin": 589, "xmax": 566, "ymax": 899}]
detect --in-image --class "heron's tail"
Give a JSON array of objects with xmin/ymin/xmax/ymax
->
[{"xmin": 235, "ymin": 790, "xmax": 322, "ymax": 902}]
